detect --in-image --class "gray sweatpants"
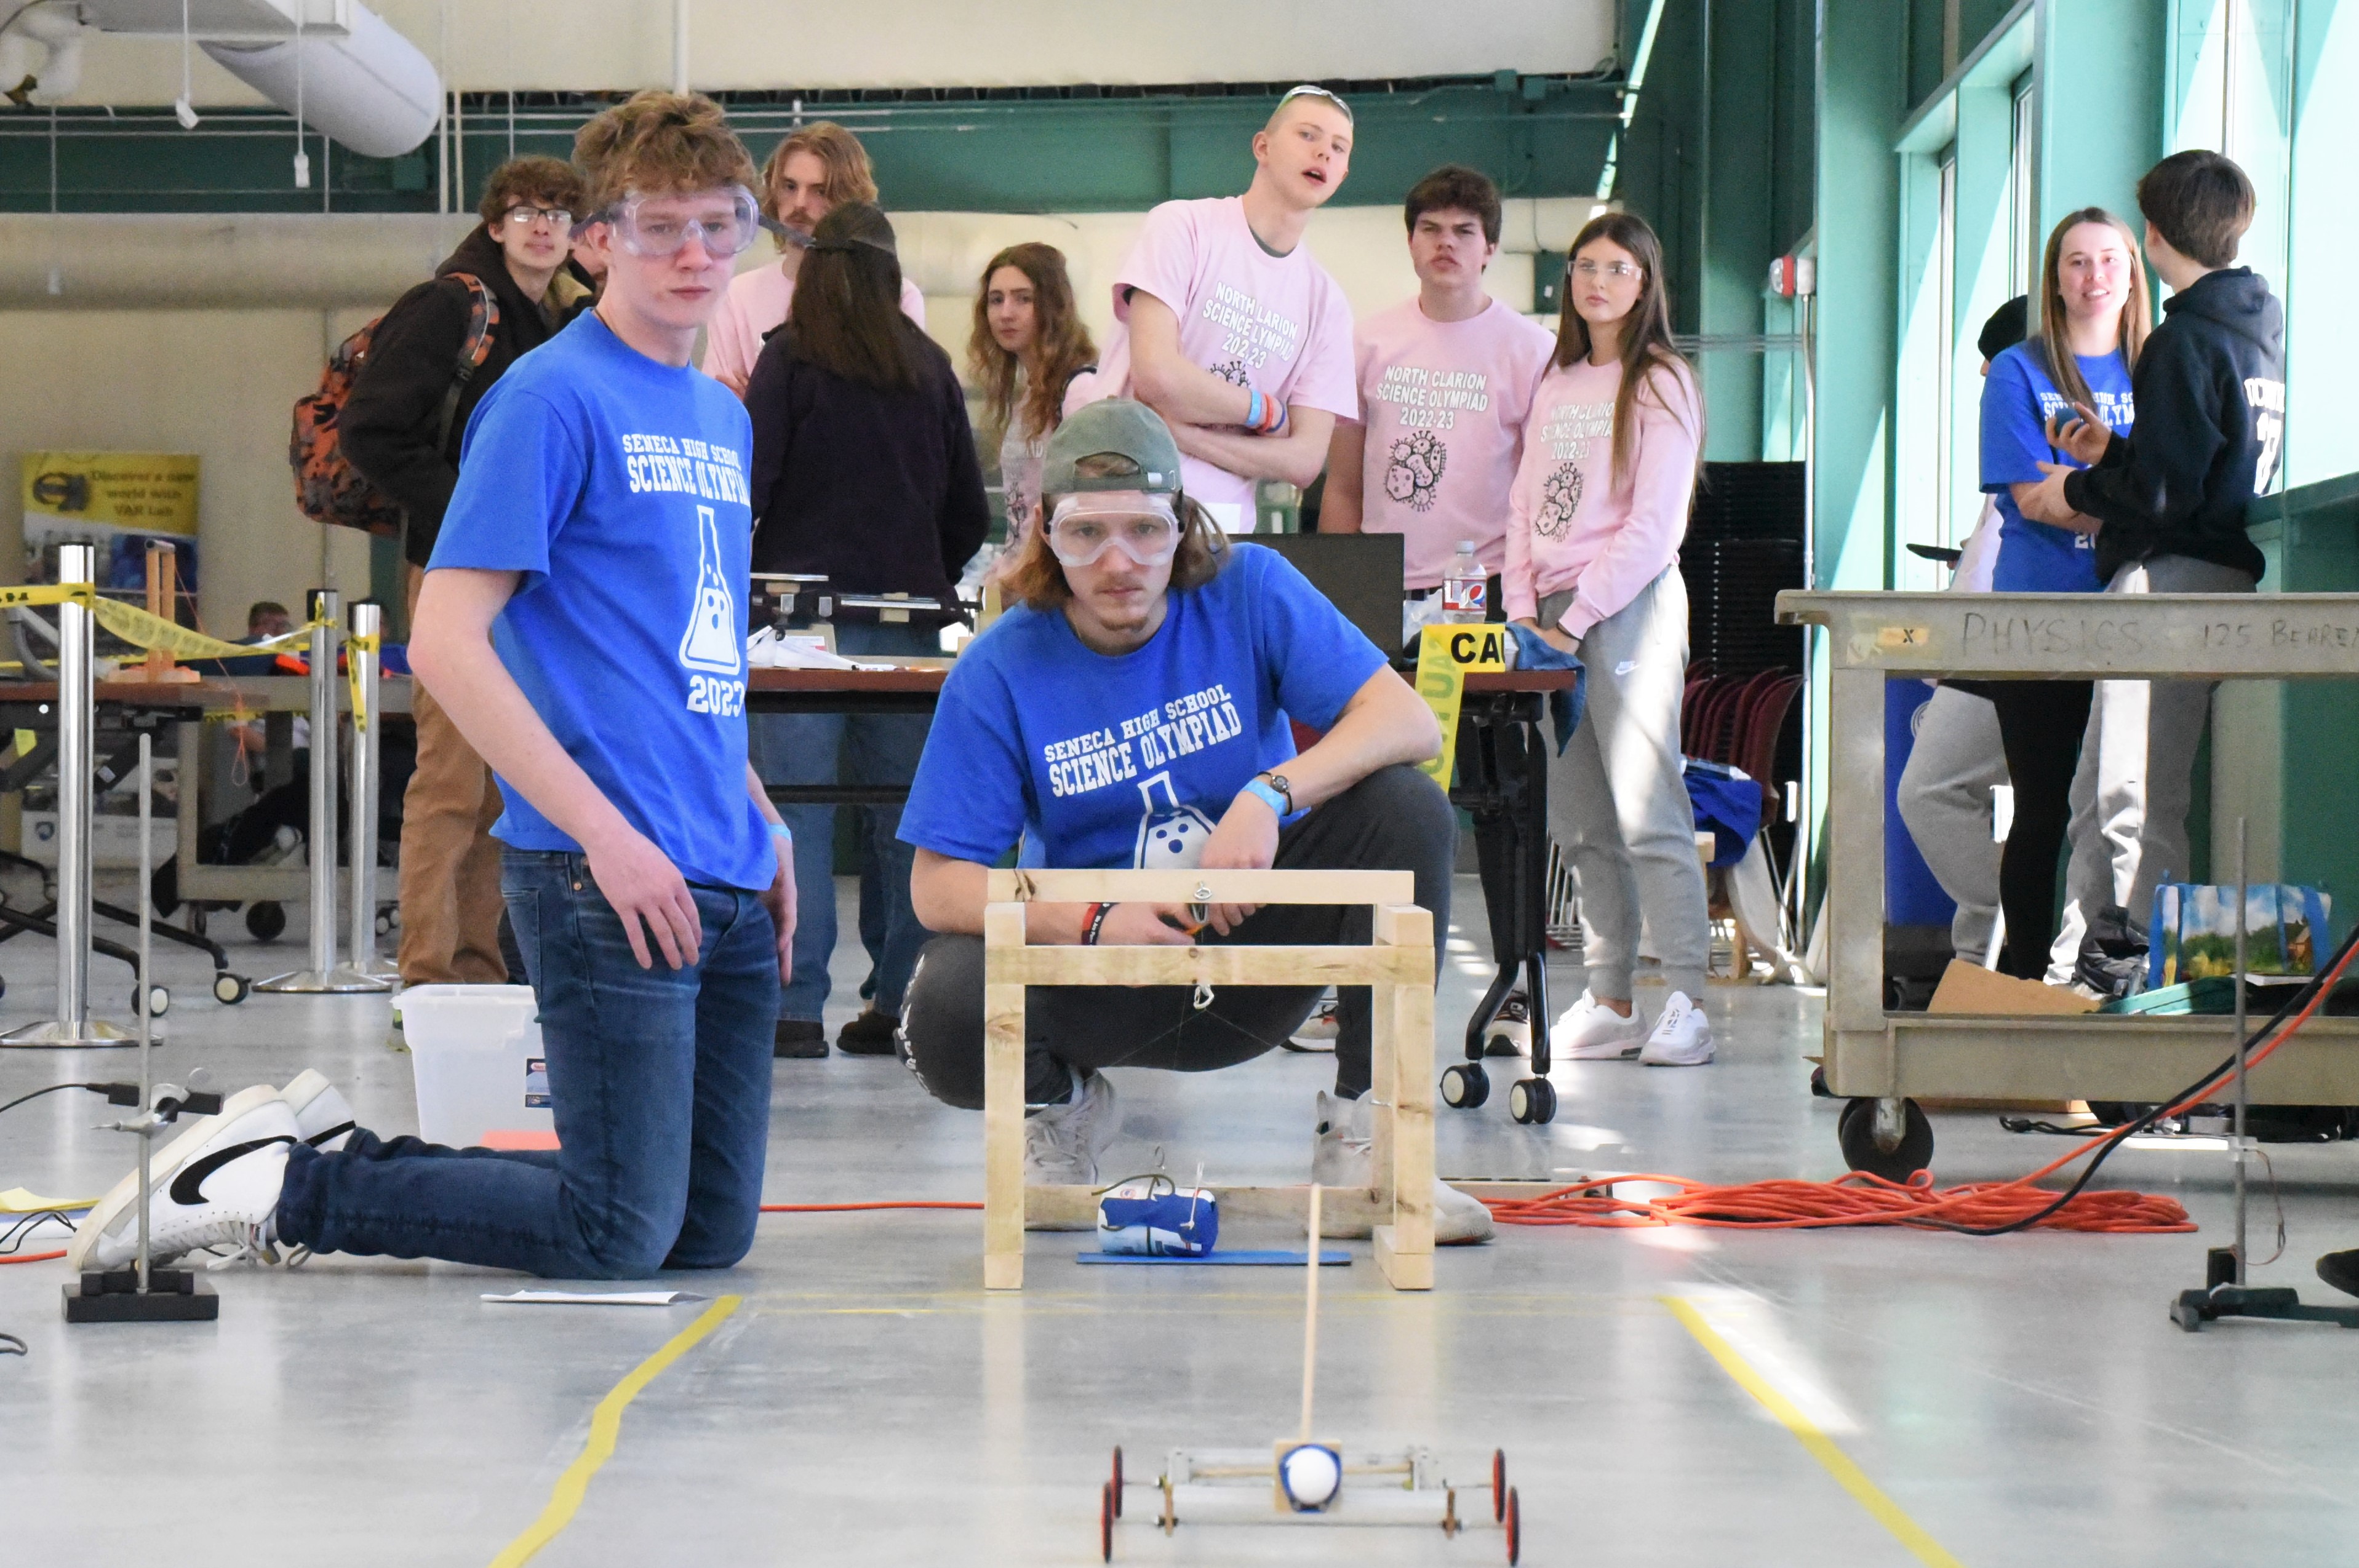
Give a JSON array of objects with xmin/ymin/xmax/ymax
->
[
  {"xmin": 2045, "ymin": 555, "xmax": 2257, "ymax": 983},
  {"xmin": 1540, "ymin": 568, "xmax": 1710, "ymax": 1009},
  {"xmin": 1895, "ymin": 682, "xmax": 2005, "ymax": 966}
]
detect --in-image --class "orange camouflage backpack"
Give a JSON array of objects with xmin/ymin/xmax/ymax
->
[{"xmin": 290, "ymin": 272, "xmax": 498, "ymax": 537}]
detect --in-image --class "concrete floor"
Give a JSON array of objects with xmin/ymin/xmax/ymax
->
[{"xmin": 6, "ymin": 873, "xmax": 2359, "ymax": 1566}]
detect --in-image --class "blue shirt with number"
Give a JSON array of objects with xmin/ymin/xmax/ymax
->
[
  {"xmin": 1980, "ymin": 341, "xmax": 2136, "ymax": 593},
  {"xmin": 900, "ymin": 544, "xmax": 1386, "ymax": 871},
  {"xmin": 428, "ymin": 312, "xmax": 771, "ymax": 891}
]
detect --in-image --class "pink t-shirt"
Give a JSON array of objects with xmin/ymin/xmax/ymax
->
[
  {"xmin": 700, "ymin": 261, "xmax": 928, "ymax": 394},
  {"xmin": 1346, "ymin": 296, "xmax": 1555, "ymax": 588},
  {"xmin": 1093, "ymin": 196, "xmax": 1357, "ymax": 528},
  {"xmin": 1503, "ymin": 355, "xmax": 1702, "ymax": 637}
]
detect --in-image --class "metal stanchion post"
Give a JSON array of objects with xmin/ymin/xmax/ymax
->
[
  {"xmin": 258, "ymin": 589, "xmax": 388, "ymax": 995},
  {"xmin": 346, "ymin": 600, "xmax": 396, "ymax": 980},
  {"xmin": 4, "ymin": 542, "xmax": 130, "ymax": 1046}
]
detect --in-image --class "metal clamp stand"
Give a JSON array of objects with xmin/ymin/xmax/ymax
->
[
  {"xmin": 3, "ymin": 542, "xmax": 132, "ymax": 1047},
  {"xmin": 345, "ymin": 601, "xmax": 396, "ymax": 980},
  {"xmin": 2173, "ymin": 818, "xmax": 2359, "ymax": 1331},
  {"xmin": 257, "ymin": 589, "xmax": 389, "ymax": 994},
  {"xmin": 65, "ymin": 733, "xmax": 221, "ymax": 1322}
]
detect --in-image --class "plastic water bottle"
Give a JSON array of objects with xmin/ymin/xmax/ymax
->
[{"xmin": 1441, "ymin": 541, "xmax": 1487, "ymax": 624}]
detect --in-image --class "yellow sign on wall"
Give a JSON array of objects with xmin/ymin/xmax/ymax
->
[{"xmin": 21, "ymin": 451, "xmax": 201, "ymax": 592}]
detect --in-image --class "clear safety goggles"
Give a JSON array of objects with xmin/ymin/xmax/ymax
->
[
  {"xmin": 1044, "ymin": 492, "xmax": 1181, "ymax": 568},
  {"xmin": 588, "ymin": 186, "xmax": 762, "ymax": 260}
]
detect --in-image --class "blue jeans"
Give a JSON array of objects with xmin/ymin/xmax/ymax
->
[
  {"xmin": 749, "ymin": 619, "xmax": 935, "ymax": 1021},
  {"xmin": 274, "ymin": 850, "xmax": 781, "ymax": 1279}
]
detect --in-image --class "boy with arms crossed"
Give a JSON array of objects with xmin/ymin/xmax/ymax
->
[
  {"xmin": 1321, "ymin": 164, "xmax": 1554, "ymax": 642},
  {"xmin": 1082, "ymin": 86, "xmax": 1359, "ymax": 533},
  {"xmin": 71, "ymin": 92, "xmax": 797, "ymax": 1280}
]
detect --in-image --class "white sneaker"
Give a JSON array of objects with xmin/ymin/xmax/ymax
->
[
  {"xmin": 1639, "ymin": 991, "xmax": 1715, "ymax": 1066},
  {"xmin": 279, "ymin": 1070, "xmax": 358, "ymax": 1153},
  {"xmin": 1309, "ymin": 1091, "xmax": 1494, "ymax": 1245},
  {"xmin": 1288, "ymin": 990, "xmax": 1340, "ymax": 1049},
  {"xmin": 81, "ymin": 1097, "xmax": 301, "ymax": 1270},
  {"xmin": 1024, "ymin": 1070, "xmax": 1120, "ymax": 1185},
  {"xmin": 65, "ymin": 1083, "xmax": 285, "ymax": 1271},
  {"xmin": 1552, "ymin": 993, "xmax": 1650, "ymax": 1061}
]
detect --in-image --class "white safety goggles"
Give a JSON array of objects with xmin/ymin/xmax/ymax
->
[
  {"xmin": 588, "ymin": 185, "xmax": 762, "ymax": 260},
  {"xmin": 1044, "ymin": 492, "xmax": 1181, "ymax": 568}
]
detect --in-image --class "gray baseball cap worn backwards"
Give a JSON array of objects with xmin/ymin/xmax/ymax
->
[{"xmin": 1039, "ymin": 399, "xmax": 1184, "ymax": 499}]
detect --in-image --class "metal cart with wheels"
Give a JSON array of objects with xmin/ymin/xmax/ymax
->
[{"xmin": 1777, "ymin": 589, "xmax": 2359, "ymax": 1176}]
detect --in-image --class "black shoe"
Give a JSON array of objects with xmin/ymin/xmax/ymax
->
[
  {"xmin": 836, "ymin": 1009, "xmax": 900, "ymax": 1056},
  {"xmin": 774, "ymin": 1020, "xmax": 828, "ymax": 1059},
  {"xmin": 2318, "ymin": 1249, "xmax": 2359, "ymax": 1299}
]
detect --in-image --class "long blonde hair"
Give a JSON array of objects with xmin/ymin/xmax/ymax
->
[
  {"xmin": 1551, "ymin": 210, "xmax": 1701, "ymax": 487},
  {"xmin": 2037, "ymin": 207, "xmax": 2150, "ymax": 413}
]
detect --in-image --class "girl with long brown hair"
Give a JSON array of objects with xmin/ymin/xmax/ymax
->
[
  {"xmin": 1969, "ymin": 207, "xmax": 2145, "ymax": 979},
  {"xmin": 965, "ymin": 243, "xmax": 1097, "ymax": 554},
  {"xmin": 1503, "ymin": 210, "xmax": 1714, "ymax": 1067},
  {"xmin": 742, "ymin": 202, "xmax": 991, "ymax": 1059}
]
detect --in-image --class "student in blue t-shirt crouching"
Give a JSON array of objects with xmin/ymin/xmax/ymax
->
[{"xmin": 895, "ymin": 399, "xmax": 1495, "ymax": 1244}]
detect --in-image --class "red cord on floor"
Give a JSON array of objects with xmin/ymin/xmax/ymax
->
[
  {"xmin": 0, "ymin": 1249, "xmax": 65, "ymax": 1264},
  {"xmin": 1488, "ymin": 929, "xmax": 2359, "ymax": 1236},
  {"xmin": 760, "ymin": 1201, "xmax": 981, "ymax": 1212}
]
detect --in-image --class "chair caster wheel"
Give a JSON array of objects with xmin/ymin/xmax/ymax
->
[
  {"xmin": 213, "ymin": 973, "xmax": 251, "ymax": 1005},
  {"xmin": 1508, "ymin": 1077, "xmax": 1556, "ymax": 1124},
  {"xmin": 246, "ymin": 901, "xmax": 286, "ymax": 942},
  {"xmin": 1440, "ymin": 1062, "xmax": 1490, "ymax": 1110},
  {"xmin": 132, "ymin": 984, "xmax": 169, "ymax": 1019},
  {"xmin": 1837, "ymin": 1096, "xmax": 1934, "ymax": 1180}
]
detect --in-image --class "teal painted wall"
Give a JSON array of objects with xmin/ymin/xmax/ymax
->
[{"xmin": 0, "ymin": 80, "xmax": 1621, "ymax": 215}]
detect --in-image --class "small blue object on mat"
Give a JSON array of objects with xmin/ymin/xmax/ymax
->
[{"xmin": 1077, "ymin": 1249, "xmax": 1351, "ymax": 1267}]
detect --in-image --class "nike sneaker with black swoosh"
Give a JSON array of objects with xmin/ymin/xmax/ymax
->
[
  {"xmin": 65, "ymin": 1083, "xmax": 285, "ymax": 1272},
  {"xmin": 81, "ymin": 1097, "xmax": 302, "ymax": 1271},
  {"xmin": 278, "ymin": 1069, "xmax": 358, "ymax": 1153}
]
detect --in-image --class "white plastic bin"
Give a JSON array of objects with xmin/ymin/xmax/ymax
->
[{"xmin": 400, "ymin": 985, "xmax": 554, "ymax": 1148}]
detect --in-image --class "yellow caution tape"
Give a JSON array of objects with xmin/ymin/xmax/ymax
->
[
  {"xmin": 1413, "ymin": 623, "xmax": 1511, "ymax": 787},
  {"xmin": 0, "ymin": 583, "xmax": 319, "ymax": 664},
  {"xmin": 346, "ymin": 632, "xmax": 377, "ymax": 731}
]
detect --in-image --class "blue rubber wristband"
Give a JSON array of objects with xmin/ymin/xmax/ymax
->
[
  {"xmin": 1246, "ymin": 387, "xmax": 1264, "ymax": 431},
  {"xmin": 1241, "ymin": 778, "xmax": 1288, "ymax": 818}
]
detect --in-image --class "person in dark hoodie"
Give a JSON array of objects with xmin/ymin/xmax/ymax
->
[
  {"xmin": 2018, "ymin": 149, "xmax": 2285, "ymax": 987},
  {"xmin": 342, "ymin": 155, "xmax": 588, "ymax": 989},
  {"xmin": 743, "ymin": 201, "xmax": 989, "ymax": 1059}
]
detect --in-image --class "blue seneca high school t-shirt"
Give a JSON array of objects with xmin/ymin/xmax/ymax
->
[
  {"xmin": 898, "ymin": 544, "xmax": 1387, "ymax": 870},
  {"xmin": 1979, "ymin": 341, "xmax": 2136, "ymax": 593},
  {"xmin": 428, "ymin": 311, "xmax": 772, "ymax": 891}
]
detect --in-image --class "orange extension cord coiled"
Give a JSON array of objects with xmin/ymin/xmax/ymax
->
[{"xmin": 1485, "ymin": 930, "xmax": 2359, "ymax": 1237}]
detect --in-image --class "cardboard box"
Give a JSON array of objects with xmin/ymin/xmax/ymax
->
[{"xmin": 1926, "ymin": 959, "xmax": 2101, "ymax": 1016}]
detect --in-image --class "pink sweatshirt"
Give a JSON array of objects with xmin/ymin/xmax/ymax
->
[{"xmin": 1503, "ymin": 354, "xmax": 1701, "ymax": 637}]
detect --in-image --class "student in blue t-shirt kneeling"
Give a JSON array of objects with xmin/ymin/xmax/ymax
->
[{"xmin": 895, "ymin": 399, "xmax": 1493, "ymax": 1244}]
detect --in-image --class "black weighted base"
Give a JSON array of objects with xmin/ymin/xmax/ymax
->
[
  {"xmin": 2170, "ymin": 1284, "xmax": 2359, "ymax": 1332},
  {"xmin": 63, "ymin": 1268, "xmax": 219, "ymax": 1323}
]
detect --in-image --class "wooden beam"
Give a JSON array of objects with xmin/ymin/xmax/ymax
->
[
  {"xmin": 983, "ymin": 902, "xmax": 1028, "ymax": 1291},
  {"xmin": 992, "ymin": 944, "xmax": 1428, "ymax": 989},
  {"xmin": 985, "ymin": 868, "xmax": 1413, "ymax": 906}
]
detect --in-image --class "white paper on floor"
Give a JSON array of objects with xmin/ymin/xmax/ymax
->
[{"xmin": 481, "ymin": 1290, "xmax": 709, "ymax": 1307}]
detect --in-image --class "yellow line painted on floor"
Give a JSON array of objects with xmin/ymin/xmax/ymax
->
[
  {"xmin": 1662, "ymin": 1295, "xmax": 1965, "ymax": 1568},
  {"xmin": 487, "ymin": 1295, "xmax": 743, "ymax": 1568}
]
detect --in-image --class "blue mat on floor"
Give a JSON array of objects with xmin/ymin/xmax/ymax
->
[{"xmin": 1077, "ymin": 1249, "xmax": 1351, "ymax": 1266}]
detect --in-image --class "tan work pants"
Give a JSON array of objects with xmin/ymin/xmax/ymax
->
[{"xmin": 396, "ymin": 564, "xmax": 507, "ymax": 984}]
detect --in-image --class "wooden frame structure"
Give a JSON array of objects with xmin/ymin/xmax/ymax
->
[{"xmin": 983, "ymin": 868, "xmax": 1435, "ymax": 1291}]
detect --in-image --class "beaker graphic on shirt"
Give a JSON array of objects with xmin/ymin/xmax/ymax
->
[
  {"xmin": 677, "ymin": 503, "xmax": 743, "ymax": 675},
  {"xmin": 1133, "ymin": 771, "xmax": 1217, "ymax": 870}
]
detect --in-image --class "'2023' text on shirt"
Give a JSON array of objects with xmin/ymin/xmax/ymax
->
[
  {"xmin": 1347, "ymin": 296, "xmax": 1556, "ymax": 588},
  {"xmin": 1086, "ymin": 196, "xmax": 1357, "ymax": 531},
  {"xmin": 1979, "ymin": 341, "xmax": 2136, "ymax": 594},
  {"xmin": 898, "ymin": 545, "xmax": 1385, "ymax": 872},
  {"xmin": 429, "ymin": 311, "xmax": 773, "ymax": 891},
  {"xmin": 1503, "ymin": 354, "xmax": 1703, "ymax": 638}
]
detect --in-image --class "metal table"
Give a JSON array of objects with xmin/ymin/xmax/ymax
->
[{"xmin": 1776, "ymin": 591, "xmax": 2359, "ymax": 1167}]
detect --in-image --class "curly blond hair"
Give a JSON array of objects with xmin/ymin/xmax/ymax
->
[{"xmin": 574, "ymin": 90, "xmax": 757, "ymax": 216}]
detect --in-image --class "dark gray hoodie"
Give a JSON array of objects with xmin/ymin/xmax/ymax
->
[{"xmin": 2064, "ymin": 265, "xmax": 2285, "ymax": 583}]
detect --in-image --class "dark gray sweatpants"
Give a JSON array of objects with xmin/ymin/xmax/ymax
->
[{"xmin": 898, "ymin": 764, "xmax": 1457, "ymax": 1108}]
